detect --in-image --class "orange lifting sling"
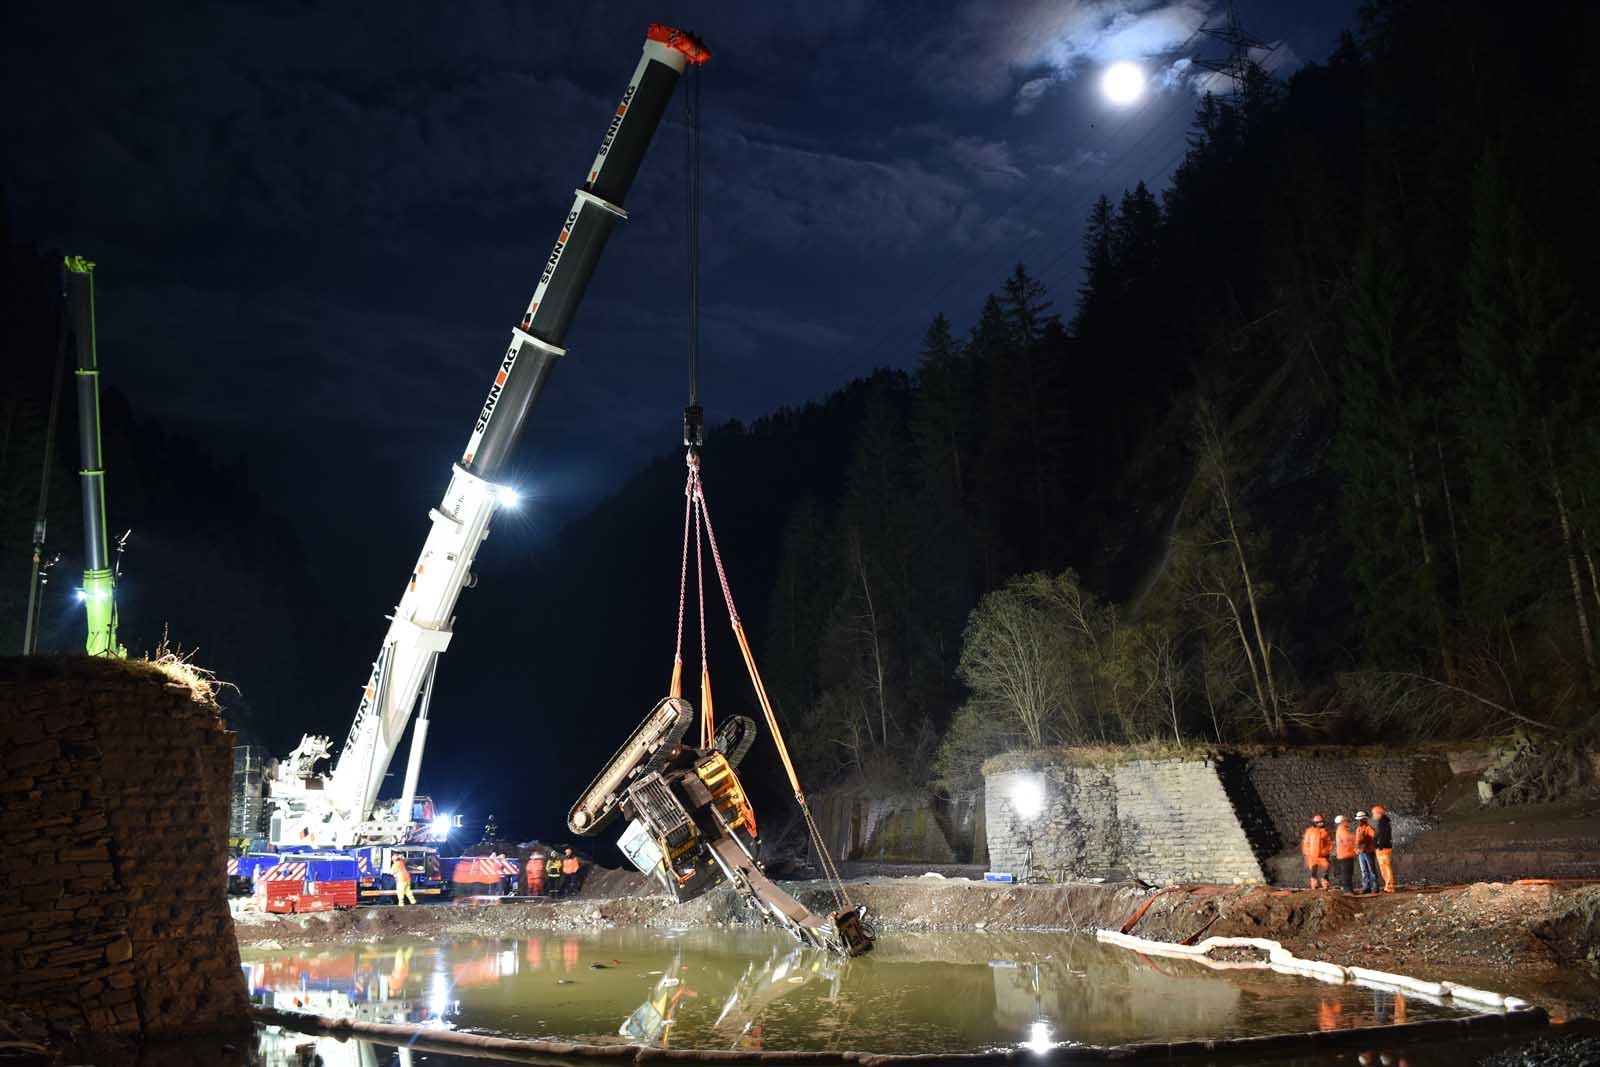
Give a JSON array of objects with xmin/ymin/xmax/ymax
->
[{"xmin": 667, "ymin": 451, "xmax": 851, "ymax": 912}]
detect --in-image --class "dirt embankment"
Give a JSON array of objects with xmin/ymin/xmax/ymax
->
[{"xmin": 233, "ymin": 874, "xmax": 1600, "ymax": 1014}]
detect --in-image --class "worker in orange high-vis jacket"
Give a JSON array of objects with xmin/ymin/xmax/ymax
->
[
  {"xmin": 561, "ymin": 847, "xmax": 582, "ymax": 897},
  {"xmin": 524, "ymin": 850, "xmax": 546, "ymax": 897},
  {"xmin": 1355, "ymin": 811, "xmax": 1379, "ymax": 893},
  {"xmin": 1300, "ymin": 814, "xmax": 1331, "ymax": 888},
  {"xmin": 1372, "ymin": 804, "xmax": 1396, "ymax": 892},
  {"xmin": 1332, "ymin": 815, "xmax": 1358, "ymax": 893}
]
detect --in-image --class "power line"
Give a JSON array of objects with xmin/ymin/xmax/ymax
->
[{"xmin": 1193, "ymin": 0, "xmax": 1265, "ymax": 103}]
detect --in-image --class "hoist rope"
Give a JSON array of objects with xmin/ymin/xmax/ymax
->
[
  {"xmin": 684, "ymin": 64, "xmax": 701, "ymax": 408},
  {"xmin": 694, "ymin": 484, "xmax": 712, "ymax": 750},
  {"xmin": 670, "ymin": 482, "xmax": 691, "ymax": 701}
]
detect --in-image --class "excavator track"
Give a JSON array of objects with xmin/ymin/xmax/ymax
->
[{"xmin": 568, "ymin": 697, "xmax": 692, "ymax": 837}]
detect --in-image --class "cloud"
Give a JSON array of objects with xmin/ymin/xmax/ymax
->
[
  {"xmin": 1157, "ymin": 56, "xmax": 1196, "ymax": 91},
  {"xmin": 891, "ymin": 0, "xmax": 1212, "ymax": 107},
  {"xmin": 1011, "ymin": 0, "xmax": 1213, "ymax": 111},
  {"xmin": 700, "ymin": 119, "xmax": 1012, "ymax": 253},
  {"xmin": 1013, "ymin": 77, "xmax": 1056, "ymax": 115},
  {"xmin": 1047, "ymin": 147, "xmax": 1111, "ymax": 179},
  {"xmin": 944, "ymin": 136, "xmax": 1026, "ymax": 187}
]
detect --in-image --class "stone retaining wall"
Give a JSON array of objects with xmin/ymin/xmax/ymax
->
[
  {"xmin": 0, "ymin": 657, "xmax": 248, "ymax": 1039},
  {"xmin": 987, "ymin": 757, "xmax": 1267, "ymax": 885}
]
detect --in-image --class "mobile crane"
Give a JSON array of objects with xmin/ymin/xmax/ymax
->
[{"xmin": 265, "ymin": 24, "xmax": 712, "ymax": 852}]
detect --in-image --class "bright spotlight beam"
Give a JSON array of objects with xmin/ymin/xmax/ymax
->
[
  {"xmin": 1012, "ymin": 778, "xmax": 1045, "ymax": 819},
  {"xmin": 495, "ymin": 486, "xmax": 521, "ymax": 509},
  {"xmin": 1101, "ymin": 61, "xmax": 1145, "ymax": 105}
]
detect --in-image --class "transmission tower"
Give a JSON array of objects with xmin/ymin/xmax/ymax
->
[{"xmin": 1193, "ymin": 1, "xmax": 1265, "ymax": 102}]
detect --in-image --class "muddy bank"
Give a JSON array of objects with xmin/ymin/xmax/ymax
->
[{"xmin": 233, "ymin": 874, "xmax": 1600, "ymax": 1015}]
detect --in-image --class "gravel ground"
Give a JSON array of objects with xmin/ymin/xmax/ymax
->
[{"xmin": 1478, "ymin": 1028, "xmax": 1600, "ymax": 1066}]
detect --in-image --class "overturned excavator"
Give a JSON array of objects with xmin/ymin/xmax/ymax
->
[
  {"xmin": 570, "ymin": 697, "xmax": 872, "ymax": 957},
  {"xmin": 569, "ymin": 460, "xmax": 874, "ymax": 958}
]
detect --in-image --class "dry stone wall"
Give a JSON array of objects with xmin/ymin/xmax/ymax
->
[
  {"xmin": 0, "ymin": 657, "xmax": 248, "ymax": 1040},
  {"xmin": 1245, "ymin": 751, "xmax": 1452, "ymax": 849}
]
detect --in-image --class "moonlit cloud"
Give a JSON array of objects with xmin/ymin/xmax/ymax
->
[
  {"xmin": 1047, "ymin": 147, "xmax": 1112, "ymax": 178},
  {"xmin": 1013, "ymin": 77, "xmax": 1056, "ymax": 115},
  {"xmin": 945, "ymin": 136, "xmax": 1027, "ymax": 187},
  {"xmin": 1004, "ymin": 0, "xmax": 1211, "ymax": 110}
]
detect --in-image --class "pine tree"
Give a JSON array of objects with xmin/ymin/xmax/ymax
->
[
  {"xmin": 1072, "ymin": 196, "xmax": 1116, "ymax": 340},
  {"xmin": 1458, "ymin": 154, "xmax": 1595, "ymax": 686},
  {"xmin": 911, "ymin": 313, "xmax": 971, "ymax": 504}
]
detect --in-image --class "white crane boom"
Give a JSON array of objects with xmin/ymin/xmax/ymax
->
[{"xmin": 267, "ymin": 24, "xmax": 710, "ymax": 849}]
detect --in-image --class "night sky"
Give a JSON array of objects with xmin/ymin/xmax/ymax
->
[{"xmin": 4, "ymin": 1, "xmax": 1359, "ymax": 840}]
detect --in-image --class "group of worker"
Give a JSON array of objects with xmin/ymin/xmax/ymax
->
[
  {"xmin": 386, "ymin": 847, "xmax": 585, "ymax": 905},
  {"xmin": 525, "ymin": 847, "xmax": 585, "ymax": 898},
  {"xmin": 1300, "ymin": 805, "xmax": 1396, "ymax": 893}
]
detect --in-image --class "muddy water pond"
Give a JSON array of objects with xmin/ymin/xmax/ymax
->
[{"xmin": 243, "ymin": 927, "xmax": 1481, "ymax": 1064}]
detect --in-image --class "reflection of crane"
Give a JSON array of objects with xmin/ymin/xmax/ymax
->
[
  {"xmin": 619, "ymin": 949, "xmax": 692, "ymax": 1046},
  {"xmin": 265, "ymin": 24, "xmax": 710, "ymax": 851},
  {"xmin": 713, "ymin": 945, "xmax": 843, "ymax": 1049},
  {"xmin": 246, "ymin": 942, "xmax": 476, "ymax": 1065}
]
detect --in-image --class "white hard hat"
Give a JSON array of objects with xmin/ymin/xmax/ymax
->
[
  {"xmin": 1356, "ymin": 811, "xmax": 1368, "ymax": 820},
  {"xmin": 1334, "ymin": 815, "xmax": 1346, "ymax": 823}
]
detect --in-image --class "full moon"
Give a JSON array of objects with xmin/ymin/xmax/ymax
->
[{"xmin": 1102, "ymin": 61, "xmax": 1145, "ymax": 104}]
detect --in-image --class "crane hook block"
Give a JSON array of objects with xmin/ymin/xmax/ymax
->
[
  {"xmin": 648, "ymin": 23, "xmax": 711, "ymax": 65},
  {"xmin": 683, "ymin": 404, "xmax": 704, "ymax": 448}
]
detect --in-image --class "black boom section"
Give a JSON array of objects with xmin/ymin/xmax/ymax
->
[
  {"xmin": 461, "ymin": 26, "xmax": 708, "ymax": 479},
  {"xmin": 528, "ymin": 202, "xmax": 621, "ymax": 347},
  {"xmin": 469, "ymin": 340, "xmax": 562, "ymax": 477},
  {"xmin": 588, "ymin": 59, "xmax": 684, "ymax": 207}
]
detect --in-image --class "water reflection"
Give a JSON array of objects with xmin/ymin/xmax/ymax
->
[
  {"xmin": 712, "ymin": 945, "xmax": 843, "ymax": 1051},
  {"xmin": 242, "ymin": 929, "xmax": 1475, "ymax": 1061},
  {"xmin": 618, "ymin": 948, "xmax": 687, "ymax": 1044}
]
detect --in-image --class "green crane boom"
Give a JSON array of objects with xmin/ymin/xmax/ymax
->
[{"xmin": 64, "ymin": 255, "xmax": 123, "ymax": 657}]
